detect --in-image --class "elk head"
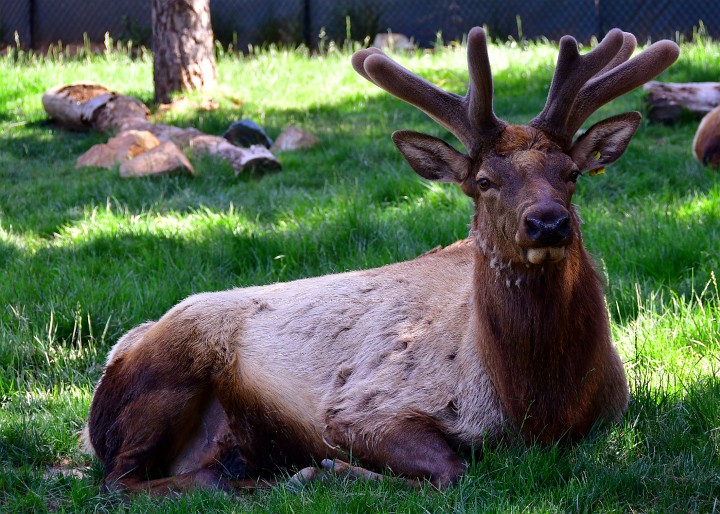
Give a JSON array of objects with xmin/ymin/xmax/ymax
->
[{"xmin": 352, "ymin": 28, "xmax": 679, "ymax": 266}]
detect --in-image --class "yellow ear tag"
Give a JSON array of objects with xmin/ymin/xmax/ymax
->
[{"xmin": 589, "ymin": 151, "xmax": 605, "ymax": 176}]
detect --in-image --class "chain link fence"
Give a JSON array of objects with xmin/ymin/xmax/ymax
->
[{"xmin": 2, "ymin": 0, "xmax": 717, "ymax": 52}]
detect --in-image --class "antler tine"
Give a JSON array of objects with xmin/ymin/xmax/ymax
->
[
  {"xmin": 595, "ymin": 32, "xmax": 637, "ymax": 77},
  {"xmin": 466, "ymin": 27, "xmax": 504, "ymax": 140},
  {"xmin": 350, "ymin": 47, "xmax": 385, "ymax": 84},
  {"xmin": 357, "ymin": 52, "xmax": 474, "ymax": 150},
  {"xmin": 566, "ymin": 39, "xmax": 680, "ymax": 138},
  {"xmin": 530, "ymin": 29, "xmax": 626, "ymax": 146},
  {"xmin": 352, "ymin": 27, "xmax": 503, "ymax": 156}
]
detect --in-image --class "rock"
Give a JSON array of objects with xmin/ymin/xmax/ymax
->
[
  {"xmin": 76, "ymin": 130, "xmax": 161, "ymax": 169},
  {"xmin": 223, "ymin": 120, "xmax": 273, "ymax": 148},
  {"xmin": 270, "ymin": 125, "xmax": 320, "ymax": 152},
  {"xmin": 190, "ymin": 134, "xmax": 239, "ymax": 155},
  {"xmin": 119, "ymin": 141, "xmax": 194, "ymax": 177},
  {"xmin": 372, "ymin": 33, "xmax": 414, "ymax": 52},
  {"xmin": 191, "ymin": 135, "xmax": 281, "ymax": 174}
]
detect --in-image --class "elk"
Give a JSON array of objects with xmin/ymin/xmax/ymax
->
[
  {"xmin": 84, "ymin": 28, "xmax": 679, "ymax": 493},
  {"xmin": 693, "ymin": 104, "xmax": 720, "ymax": 167}
]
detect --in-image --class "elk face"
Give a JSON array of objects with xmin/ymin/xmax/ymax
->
[
  {"xmin": 391, "ymin": 112, "xmax": 641, "ymax": 266},
  {"xmin": 479, "ymin": 133, "xmax": 577, "ymax": 266}
]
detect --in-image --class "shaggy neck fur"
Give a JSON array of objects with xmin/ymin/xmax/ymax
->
[{"xmin": 470, "ymin": 221, "xmax": 612, "ymax": 442}]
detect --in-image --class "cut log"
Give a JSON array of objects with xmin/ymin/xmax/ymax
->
[
  {"xmin": 644, "ymin": 81, "xmax": 720, "ymax": 124},
  {"xmin": 119, "ymin": 141, "xmax": 194, "ymax": 178},
  {"xmin": 92, "ymin": 96, "xmax": 152, "ymax": 134},
  {"xmin": 42, "ymin": 83, "xmax": 150, "ymax": 133},
  {"xmin": 190, "ymin": 136, "xmax": 281, "ymax": 174},
  {"xmin": 76, "ymin": 130, "xmax": 161, "ymax": 169}
]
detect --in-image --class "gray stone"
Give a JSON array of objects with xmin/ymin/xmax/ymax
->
[{"xmin": 223, "ymin": 119, "xmax": 273, "ymax": 148}]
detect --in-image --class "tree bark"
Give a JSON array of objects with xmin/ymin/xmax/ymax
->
[{"xmin": 152, "ymin": 0, "xmax": 217, "ymax": 104}]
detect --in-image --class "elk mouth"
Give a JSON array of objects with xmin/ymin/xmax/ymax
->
[
  {"xmin": 524, "ymin": 246, "xmax": 568, "ymax": 265},
  {"xmin": 517, "ymin": 205, "xmax": 573, "ymax": 265}
]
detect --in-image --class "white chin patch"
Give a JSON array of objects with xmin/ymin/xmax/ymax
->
[{"xmin": 525, "ymin": 247, "xmax": 567, "ymax": 265}]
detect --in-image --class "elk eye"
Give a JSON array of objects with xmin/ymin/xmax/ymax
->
[
  {"xmin": 567, "ymin": 170, "xmax": 581, "ymax": 183},
  {"xmin": 477, "ymin": 177, "xmax": 492, "ymax": 190}
]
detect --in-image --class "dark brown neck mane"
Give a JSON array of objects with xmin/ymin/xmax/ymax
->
[{"xmin": 470, "ymin": 230, "xmax": 611, "ymax": 442}]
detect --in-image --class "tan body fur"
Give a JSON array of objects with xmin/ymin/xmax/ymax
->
[{"xmin": 87, "ymin": 241, "xmax": 508, "ymax": 484}]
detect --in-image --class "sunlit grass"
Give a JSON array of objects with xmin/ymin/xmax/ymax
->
[{"xmin": 1, "ymin": 33, "xmax": 719, "ymax": 512}]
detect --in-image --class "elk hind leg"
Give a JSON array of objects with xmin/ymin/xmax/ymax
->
[{"xmin": 88, "ymin": 341, "xmax": 235, "ymax": 494}]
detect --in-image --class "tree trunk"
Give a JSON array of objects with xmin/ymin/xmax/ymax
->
[{"xmin": 152, "ymin": 0, "xmax": 217, "ymax": 104}]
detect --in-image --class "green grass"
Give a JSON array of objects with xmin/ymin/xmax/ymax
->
[{"xmin": 1, "ymin": 35, "xmax": 719, "ymax": 512}]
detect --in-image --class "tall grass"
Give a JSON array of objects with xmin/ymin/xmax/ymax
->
[{"xmin": 1, "ymin": 34, "xmax": 718, "ymax": 512}]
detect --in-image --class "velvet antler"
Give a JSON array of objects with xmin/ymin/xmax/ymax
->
[
  {"xmin": 530, "ymin": 30, "xmax": 679, "ymax": 148},
  {"xmin": 352, "ymin": 27, "xmax": 679, "ymax": 154},
  {"xmin": 351, "ymin": 27, "xmax": 504, "ymax": 156}
]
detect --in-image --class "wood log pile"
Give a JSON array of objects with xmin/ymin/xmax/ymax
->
[{"xmin": 42, "ymin": 83, "xmax": 318, "ymax": 177}]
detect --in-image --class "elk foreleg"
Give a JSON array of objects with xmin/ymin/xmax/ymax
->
[
  {"xmin": 324, "ymin": 415, "xmax": 467, "ymax": 488},
  {"xmin": 288, "ymin": 458, "xmax": 418, "ymax": 489}
]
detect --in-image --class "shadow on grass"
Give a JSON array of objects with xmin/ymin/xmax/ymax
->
[
  {"xmin": 0, "ymin": 238, "xmax": 20, "ymax": 270},
  {"xmin": 2, "ymin": 177, "xmax": 471, "ymax": 340},
  {"xmin": 2, "ymin": 83, "xmax": 710, "ymax": 229}
]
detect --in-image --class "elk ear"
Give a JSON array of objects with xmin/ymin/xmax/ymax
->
[
  {"xmin": 392, "ymin": 130, "xmax": 471, "ymax": 183},
  {"xmin": 569, "ymin": 112, "xmax": 642, "ymax": 173}
]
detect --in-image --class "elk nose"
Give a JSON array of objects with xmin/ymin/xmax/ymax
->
[{"xmin": 524, "ymin": 214, "xmax": 571, "ymax": 246}]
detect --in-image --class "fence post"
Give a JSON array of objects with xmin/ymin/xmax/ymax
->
[
  {"xmin": 28, "ymin": 0, "xmax": 36, "ymax": 49},
  {"xmin": 303, "ymin": 0, "xmax": 311, "ymax": 49},
  {"xmin": 594, "ymin": 0, "xmax": 604, "ymax": 40}
]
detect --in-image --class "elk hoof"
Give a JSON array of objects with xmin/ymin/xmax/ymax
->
[{"xmin": 286, "ymin": 466, "xmax": 326, "ymax": 491}]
